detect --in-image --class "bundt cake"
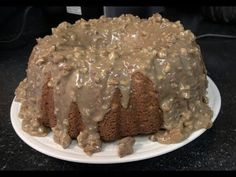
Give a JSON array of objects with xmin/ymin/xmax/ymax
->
[{"xmin": 15, "ymin": 13, "xmax": 213, "ymax": 156}]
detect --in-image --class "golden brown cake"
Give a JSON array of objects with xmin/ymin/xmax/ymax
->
[{"xmin": 15, "ymin": 13, "xmax": 213, "ymax": 156}]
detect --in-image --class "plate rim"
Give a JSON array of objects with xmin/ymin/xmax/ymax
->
[{"xmin": 10, "ymin": 76, "xmax": 221, "ymax": 164}]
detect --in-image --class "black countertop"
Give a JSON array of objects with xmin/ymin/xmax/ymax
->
[{"xmin": 0, "ymin": 15, "xmax": 236, "ymax": 171}]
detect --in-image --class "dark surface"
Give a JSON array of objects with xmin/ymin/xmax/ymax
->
[{"xmin": 0, "ymin": 12, "xmax": 236, "ymax": 171}]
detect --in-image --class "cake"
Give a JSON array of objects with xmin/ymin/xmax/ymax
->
[{"xmin": 15, "ymin": 13, "xmax": 213, "ymax": 157}]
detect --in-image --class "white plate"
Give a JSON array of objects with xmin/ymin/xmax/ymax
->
[{"xmin": 10, "ymin": 76, "xmax": 221, "ymax": 164}]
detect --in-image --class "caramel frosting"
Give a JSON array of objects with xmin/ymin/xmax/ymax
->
[{"xmin": 15, "ymin": 13, "xmax": 213, "ymax": 154}]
